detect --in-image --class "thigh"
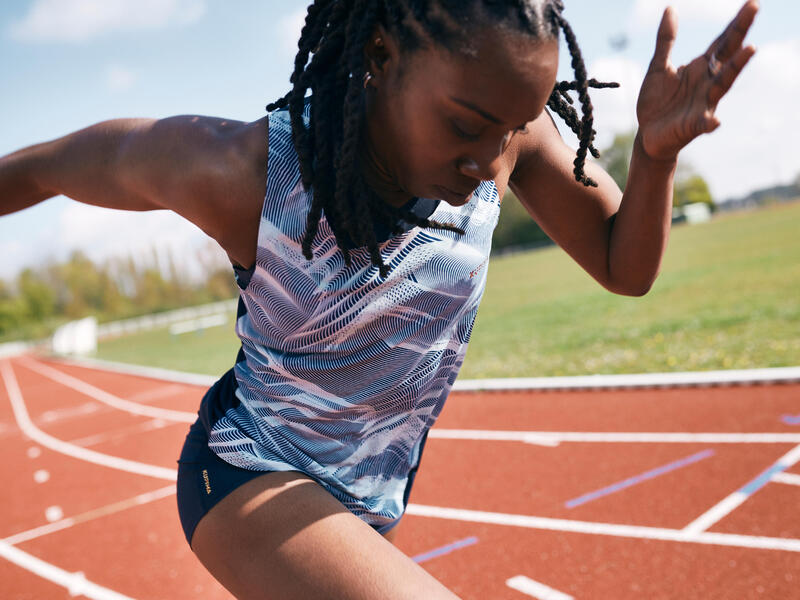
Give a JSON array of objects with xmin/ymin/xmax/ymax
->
[{"xmin": 191, "ymin": 470, "xmax": 459, "ymax": 600}]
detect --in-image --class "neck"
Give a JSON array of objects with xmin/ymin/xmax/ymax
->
[{"xmin": 359, "ymin": 125, "xmax": 414, "ymax": 209}]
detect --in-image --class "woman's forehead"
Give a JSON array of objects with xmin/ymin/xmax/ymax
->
[{"xmin": 411, "ymin": 30, "xmax": 559, "ymax": 123}]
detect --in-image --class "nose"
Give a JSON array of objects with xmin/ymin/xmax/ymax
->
[{"xmin": 457, "ymin": 136, "xmax": 508, "ymax": 182}]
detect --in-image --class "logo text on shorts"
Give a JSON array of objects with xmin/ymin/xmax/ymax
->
[{"xmin": 202, "ymin": 469, "xmax": 212, "ymax": 495}]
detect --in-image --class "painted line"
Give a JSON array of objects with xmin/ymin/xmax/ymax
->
[
  {"xmin": 781, "ymin": 414, "xmax": 800, "ymax": 426},
  {"xmin": 772, "ymin": 472, "xmax": 800, "ymax": 487},
  {"xmin": 3, "ymin": 485, "xmax": 176, "ymax": 546},
  {"xmin": 452, "ymin": 367, "xmax": 800, "ymax": 391},
  {"xmin": 683, "ymin": 444, "xmax": 800, "ymax": 535},
  {"xmin": 18, "ymin": 357, "xmax": 196, "ymax": 423},
  {"xmin": 411, "ymin": 536, "xmax": 478, "ymax": 564},
  {"xmin": 52, "ymin": 356, "xmax": 218, "ymax": 387},
  {"xmin": 428, "ymin": 429, "xmax": 800, "ymax": 444},
  {"xmin": 0, "ymin": 539, "xmax": 136, "ymax": 600},
  {"xmin": 405, "ymin": 504, "xmax": 800, "ymax": 553},
  {"xmin": 68, "ymin": 418, "xmax": 172, "ymax": 448},
  {"xmin": 0, "ymin": 360, "xmax": 177, "ymax": 481},
  {"xmin": 57, "ymin": 355, "xmax": 800, "ymax": 391},
  {"xmin": 565, "ymin": 449, "xmax": 714, "ymax": 508},
  {"xmin": 506, "ymin": 575, "xmax": 573, "ymax": 600}
]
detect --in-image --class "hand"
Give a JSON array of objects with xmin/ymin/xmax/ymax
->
[{"xmin": 636, "ymin": 0, "xmax": 759, "ymax": 161}]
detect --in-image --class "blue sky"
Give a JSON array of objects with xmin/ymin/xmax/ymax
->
[{"xmin": 1, "ymin": 0, "xmax": 798, "ymax": 280}]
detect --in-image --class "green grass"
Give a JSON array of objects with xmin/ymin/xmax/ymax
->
[
  {"xmin": 94, "ymin": 202, "xmax": 800, "ymax": 378},
  {"xmin": 94, "ymin": 321, "xmax": 240, "ymax": 376}
]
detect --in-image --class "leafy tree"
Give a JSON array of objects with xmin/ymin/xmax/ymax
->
[
  {"xmin": 674, "ymin": 175, "xmax": 715, "ymax": 210},
  {"xmin": 491, "ymin": 191, "xmax": 552, "ymax": 252},
  {"xmin": 16, "ymin": 268, "xmax": 56, "ymax": 321},
  {"xmin": 598, "ymin": 130, "xmax": 635, "ymax": 190}
]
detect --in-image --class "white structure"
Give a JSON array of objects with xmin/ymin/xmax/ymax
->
[{"xmin": 51, "ymin": 316, "xmax": 98, "ymax": 356}]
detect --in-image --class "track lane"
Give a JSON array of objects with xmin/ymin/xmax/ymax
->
[{"xmin": 6, "ymin": 356, "xmax": 800, "ymax": 599}]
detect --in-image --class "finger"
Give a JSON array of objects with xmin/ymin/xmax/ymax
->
[
  {"xmin": 708, "ymin": 45, "xmax": 757, "ymax": 107},
  {"xmin": 649, "ymin": 6, "xmax": 678, "ymax": 71},
  {"xmin": 706, "ymin": 0, "xmax": 759, "ymax": 63}
]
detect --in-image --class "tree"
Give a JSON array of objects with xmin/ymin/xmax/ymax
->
[
  {"xmin": 16, "ymin": 268, "xmax": 56, "ymax": 322},
  {"xmin": 673, "ymin": 175, "xmax": 715, "ymax": 210},
  {"xmin": 491, "ymin": 191, "xmax": 552, "ymax": 252},
  {"xmin": 598, "ymin": 130, "xmax": 635, "ymax": 190}
]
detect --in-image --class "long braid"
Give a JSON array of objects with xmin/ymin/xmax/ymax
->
[
  {"xmin": 268, "ymin": 0, "xmax": 618, "ymax": 277},
  {"xmin": 549, "ymin": 5, "xmax": 599, "ymax": 187}
]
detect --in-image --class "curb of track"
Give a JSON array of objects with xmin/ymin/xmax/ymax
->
[{"xmin": 40, "ymin": 355, "xmax": 800, "ymax": 391}]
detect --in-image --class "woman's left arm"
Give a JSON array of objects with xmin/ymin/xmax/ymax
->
[{"xmin": 508, "ymin": 0, "xmax": 758, "ymax": 296}]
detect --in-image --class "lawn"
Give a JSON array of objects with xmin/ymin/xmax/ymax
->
[{"xmin": 94, "ymin": 202, "xmax": 800, "ymax": 378}]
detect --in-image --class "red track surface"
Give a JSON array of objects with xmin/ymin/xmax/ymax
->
[{"xmin": 2, "ymin": 355, "xmax": 799, "ymax": 599}]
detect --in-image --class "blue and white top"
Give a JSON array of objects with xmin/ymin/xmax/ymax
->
[{"xmin": 207, "ymin": 101, "xmax": 501, "ymax": 530}]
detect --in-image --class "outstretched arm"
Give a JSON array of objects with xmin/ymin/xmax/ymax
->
[
  {"xmin": 510, "ymin": 0, "xmax": 758, "ymax": 296},
  {"xmin": 0, "ymin": 115, "xmax": 267, "ymax": 267}
]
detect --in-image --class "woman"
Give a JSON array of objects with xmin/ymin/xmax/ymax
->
[{"xmin": 0, "ymin": 1, "xmax": 758, "ymax": 598}]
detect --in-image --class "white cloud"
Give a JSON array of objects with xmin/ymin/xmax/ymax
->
[
  {"xmin": 561, "ymin": 37, "xmax": 800, "ymax": 202},
  {"xmin": 56, "ymin": 203, "xmax": 228, "ymax": 281},
  {"xmin": 681, "ymin": 38, "xmax": 800, "ymax": 200},
  {"xmin": 106, "ymin": 65, "xmax": 137, "ymax": 92},
  {"xmin": 587, "ymin": 56, "xmax": 646, "ymax": 150},
  {"xmin": 631, "ymin": 0, "xmax": 745, "ymax": 29},
  {"xmin": 8, "ymin": 0, "xmax": 206, "ymax": 44}
]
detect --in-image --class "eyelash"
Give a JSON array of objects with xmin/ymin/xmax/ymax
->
[{"xmin": 451, "ymin": 121, "xmax": 528, "ymax": 142}]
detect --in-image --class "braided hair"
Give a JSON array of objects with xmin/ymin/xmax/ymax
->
[{"xmin": 267, "ymin": 0, "xmax": 618, "ymax": 278}]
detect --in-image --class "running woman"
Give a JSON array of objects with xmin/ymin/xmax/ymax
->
[{"xmin": 0, "ymin": 1, "xmax": 758, "ymax": 598}]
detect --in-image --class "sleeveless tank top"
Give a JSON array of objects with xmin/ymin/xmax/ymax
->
[{"xmin": 207, "ymin": 101, "xmax": 501, "ymax": 529}]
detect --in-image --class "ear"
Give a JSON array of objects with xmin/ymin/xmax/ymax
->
[{"xmin": 363, "ymin": 24, "xmax": 399, "ymax": 85}]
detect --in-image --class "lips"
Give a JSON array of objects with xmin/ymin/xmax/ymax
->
[{"xmin": 437, "ymin": 185, "xmax": 476, "ymax": 203}]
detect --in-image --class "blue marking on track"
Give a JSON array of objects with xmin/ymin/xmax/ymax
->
[
  {"xmin": 739, "ymin": 464, "xmax": 789, "ymax": 495},
  {"xmin": 781, "ymin": 414, "xmax": 800, "ymax": 425},
  {"xmin": 412, "ymin": 536, "xmax": 478, "ymax": 564},
  {"xmin": 565, "ymin": 449, "xmax": 716, "ymax": 509}
]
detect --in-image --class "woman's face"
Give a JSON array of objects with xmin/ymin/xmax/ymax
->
[{"xmin": 364, "ymin": 25, "xmax": 559, "ymax": 207}]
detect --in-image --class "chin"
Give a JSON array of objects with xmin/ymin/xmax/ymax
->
[{"xmin": 432, "ymin": 184, "xmax": 475, "ymax": 206}]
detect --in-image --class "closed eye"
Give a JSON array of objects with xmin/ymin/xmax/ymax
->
[{"xmin": 451, "ymin": 120, "xmax": 481, "ymax": 141}]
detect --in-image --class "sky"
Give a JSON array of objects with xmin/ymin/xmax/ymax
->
[{"xmin": 1, "ymin": 0, "xmax": 798, "ymax": 281}]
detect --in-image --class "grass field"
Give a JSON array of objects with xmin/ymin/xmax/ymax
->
[{"xmin": 94, "ymin": 202, "xmax": 800, "ymax": 378}]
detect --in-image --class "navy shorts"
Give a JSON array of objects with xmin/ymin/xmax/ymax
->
[{"xmin": 176, "ymin": 368, "xmax": 428, "ymax": 546}]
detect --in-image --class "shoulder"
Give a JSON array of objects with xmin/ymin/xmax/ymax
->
[{"xmin": 138, "ymin": 114, "xmax": 270, "ymax": 268}]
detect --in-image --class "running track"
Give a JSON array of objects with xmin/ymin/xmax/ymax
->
[{"xmin": 2, "ymin": 355, "xmax": 799, "ymax": 599}]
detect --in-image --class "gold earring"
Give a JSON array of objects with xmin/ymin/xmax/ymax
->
[{"xmin": 363, "ymin": 72, "xmax": 373, "ymax": 89}]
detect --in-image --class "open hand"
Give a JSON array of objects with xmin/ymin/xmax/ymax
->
[{"xmin": 636, "ymin": 0, "xmax": 759, "ymax": 161}]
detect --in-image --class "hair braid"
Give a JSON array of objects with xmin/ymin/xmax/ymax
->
[
  {"xmin": 549, "ymin": 6, "xmax": 598, "ymax": 187},
  {"xmin": 269, "ymin": 0, "xmax": 618, "ymax": 277}
]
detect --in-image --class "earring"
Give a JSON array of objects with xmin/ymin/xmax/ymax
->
[{"xmin": 363, "ymin": 72, "xmax": 374, "ymax": 89}]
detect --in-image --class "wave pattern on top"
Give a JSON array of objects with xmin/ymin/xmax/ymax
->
[{"xmin": 209, "ymin": 101, "xmax": 500, "ymax": 530}]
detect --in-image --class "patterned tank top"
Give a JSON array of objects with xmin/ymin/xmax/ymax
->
[{"xmin": 208, "ymin": 101, "xmax": 501, "ymax": 529}]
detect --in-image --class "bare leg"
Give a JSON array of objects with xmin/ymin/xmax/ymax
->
[{"xmin": 190, "ymin": 471, "xmax": 459, "ymax": 600}]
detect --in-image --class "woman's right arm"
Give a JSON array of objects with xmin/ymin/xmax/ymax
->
[{"xmin": 0, "ymin": 115, "xmax": 268, "ymax": 267}]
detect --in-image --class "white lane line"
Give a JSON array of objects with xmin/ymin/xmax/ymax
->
[
  {"xmin": 68, "ymin": 418, "xmax": 172, "ymax": 448},
  {"xmin": 3, "ymin": 485, "xmax": 176, "ymax": 546},
  {"xmin": 60, "ymin": 355, "xmax": 800, "ymax": 390},
  {"xmin": 18, "ymin": 357, "xmax": 195, "ymax": 423},
  {"xmin": 429, "ymin": 429, "xmax": 800, "ymax": 444},
  {"xmin": 1, "ymin": 361, "xmax": 176, "ymax": 481},
  {"xmin": 506, "ymin": 575, "xmax": 574, "ymax": 600},
  {"xmin": 405, "ymin": 504, "xmax": 800, "ymax": 553},
  {"xmin": 772, "ymin": 472, "xmax": 800, "ymax": 486},
  {"xmin": 683, "ymin": 444, "xmax": 800, "ymax": 535},
  {"xmin": 452, "ymin": 367, "xmax": 800, "ymax": 390},
  {"xmin": 0, "ymin": 540, "xmax": 136, "ymax": 600},
  {"xmin": 54, "ymin": 356, "xmax": 218, "ymax": 387},
  {"xmin": 126, "ymin": 384, "xmax": 189, "ymax": 404}
]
